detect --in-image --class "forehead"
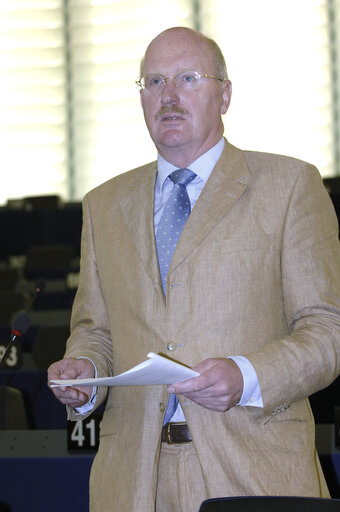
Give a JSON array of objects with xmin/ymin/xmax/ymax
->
[{"xmin": 143, "ymin": 31, "xmax": 214, "ymax": 74}]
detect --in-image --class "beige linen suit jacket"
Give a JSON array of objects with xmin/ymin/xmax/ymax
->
[{"xmin": 65, "ymin": 140, "xmax": 340, "ymax": 511}]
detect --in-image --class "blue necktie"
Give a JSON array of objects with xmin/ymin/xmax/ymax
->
[
  {"xmin": 156, "ymin": 168, "xmax": 196, "ymax": 295},
  {"xmin": 156, "ymin": 168, "xmax": 196, "ymax": 425}
]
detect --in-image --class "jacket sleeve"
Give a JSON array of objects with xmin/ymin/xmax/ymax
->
[
  {"xmin": 247, "ymin": 164, "xmax": 340, "ymax": 418},
  {"xmin": 65, "ymin": 193, "xmax": 113, "ymax": 419}
]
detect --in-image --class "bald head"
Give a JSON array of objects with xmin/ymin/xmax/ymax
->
[
  {"xmin": 140, "ymin": 27, "xmax": 228, "ymax": 81},
  {"xmin": 138, "ymin": 26, "xmax": 232, "ymax": 167}
]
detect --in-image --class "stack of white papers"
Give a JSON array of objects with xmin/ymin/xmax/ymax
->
[{"xmin": 49, "ymin": 352, "xmax": 199, "ymax": 387}]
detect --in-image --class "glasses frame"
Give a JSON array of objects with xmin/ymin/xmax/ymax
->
[{"xmin": 136, "ymin": 70, "xmax": 226, "ymax": 91}]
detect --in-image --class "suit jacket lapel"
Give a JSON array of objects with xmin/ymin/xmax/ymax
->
[
  {"xmin": 170, "ymin": 141, "xmax": 250, "ymax": 274},
  {"xmin": 119, "ymin": 163, "xmax": 165, "ymax": 301}
]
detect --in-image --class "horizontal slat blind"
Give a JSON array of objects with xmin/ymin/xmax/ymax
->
[
  {"xmin": 67, "ymin": 0, "xmax": 192, "ymax": 199},
  {"xmin": 1, "ymin": 1, "xmax": 339, "ymax": 207},
  {"xmin": 0, "ymin": 0, "xmax": 68, "ymax": 205},
  {"xmin": 201, "ymin": 0, "xmax": 335, "ymax": 177},
  {"xmin": 328, "ymin": 0, "xmax": 340, "ymax": 176}
]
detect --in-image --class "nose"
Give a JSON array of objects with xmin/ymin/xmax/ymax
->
[{"xmin": 161, "ymin": 78, "xmax": 179, "ymax": 105}]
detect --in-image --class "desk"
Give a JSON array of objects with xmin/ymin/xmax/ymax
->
[
  {"xmin": 0, "ymin": 430, "xmax": 94, "ymax": 512},
  {"xmin": 0, "ymin": 457, "xmax": 93, "ymax": 512}
]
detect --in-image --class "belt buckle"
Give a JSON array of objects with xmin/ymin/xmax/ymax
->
[{"xmin": 166, "ymin": 423, "xmax": 173, "ymax": 444}]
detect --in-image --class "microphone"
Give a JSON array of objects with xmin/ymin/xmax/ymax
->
[
  {"xmin": 0, "ymin": 280, "xmax": 44, "ymax": 368},
  {"xmin": 10, "ymin": 311, "xmax": 31, "ymax": 342},
  {"xmin": 0, "ymin": 312, "xmax": 31, "ymax": 367}
]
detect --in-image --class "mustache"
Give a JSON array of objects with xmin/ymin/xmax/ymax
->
[{"xmin": 154, "ymin": 105, "xmax": 188, "ymax": 120}]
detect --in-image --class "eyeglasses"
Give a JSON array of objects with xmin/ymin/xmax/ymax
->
[{"xmin": 136, "ymin": 70, "xmax": 226, "ymax": 93}]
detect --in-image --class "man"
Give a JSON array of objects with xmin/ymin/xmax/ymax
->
[{"xmin": 48, "ymin": 27, "xmax": 340, "ymax": 512}]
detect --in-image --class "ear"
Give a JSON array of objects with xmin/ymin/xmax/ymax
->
[{"xmin": 221, "ymin": 80, "xmax": 232, "ymax": 115}]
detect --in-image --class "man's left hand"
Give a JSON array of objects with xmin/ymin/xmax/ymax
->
[{"xmin": 167, "ymin": 358, "xmax": 243, "ymax": 412}]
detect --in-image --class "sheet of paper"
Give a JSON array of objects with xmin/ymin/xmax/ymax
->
[{"xmin": 49, "ymin": 352, "xmax": 200, "ymax": 388}]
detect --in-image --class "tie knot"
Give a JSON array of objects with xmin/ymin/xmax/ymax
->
[{"xmin": 170, "ymin": 168, "xmax": 196, "ymax": 187}]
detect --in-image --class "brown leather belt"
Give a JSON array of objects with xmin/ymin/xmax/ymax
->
[{"xmin": 161, "ymin": 422, "xmax": 192, "ymax": 444}]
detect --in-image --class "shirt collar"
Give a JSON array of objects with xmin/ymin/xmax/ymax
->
[{"xmin": 157, "ymin": 137, "xmax": 225, "ymax": 190}]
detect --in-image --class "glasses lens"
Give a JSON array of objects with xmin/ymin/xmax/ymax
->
[
  {"xmin": 175, "ymin": 71, "xmax": 201, "ymax": 88},
  {"xmin": 143, "ymin": 75, "xmax": 165, "ymax": 91}
]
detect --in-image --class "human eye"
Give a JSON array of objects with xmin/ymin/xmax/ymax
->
[
  {"xmin": 177, "ymin": 72, "xmax": 199, "ymax": 87},
  {"xmin": 145, "ymin": 75, "xmax": 164, "ymax": 89}
]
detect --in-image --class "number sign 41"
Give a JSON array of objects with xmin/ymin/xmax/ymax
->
[{"xmin": 67, "ymin": 415, "xmax": 102, "ymax": 452}]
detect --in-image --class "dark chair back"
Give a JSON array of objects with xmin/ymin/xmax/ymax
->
[
  {"xmin": 0, "ymin": 386, "xmax": 28, "ymax": 429},
  {"xmin": 25, "ymin": 244, "xmax": 74, "ymax": 279},
  {"xmin": 199, "ymin": 496, "xmax": 340, "ymax": 512}
]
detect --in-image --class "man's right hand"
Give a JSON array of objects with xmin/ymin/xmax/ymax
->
[{"xmin": 48, "ymin": 357, "xmax": 95, "ymax": 408}]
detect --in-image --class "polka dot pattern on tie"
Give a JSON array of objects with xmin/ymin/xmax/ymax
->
[{"xmin": 156, "ymin": 168, "xmax": 196, "ymax": 295}]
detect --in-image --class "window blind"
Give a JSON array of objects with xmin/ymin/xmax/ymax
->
[
  {"xmin": 0, "ymin": 0, "xmax": 339, "ymax": 207},
  {"xmin": 201, "ymin": 0, "xmax": 335, "ymax": 177},
  {"xmin": 0, "ymin": 0, "xmax": 67, "ymax": 205},
  {"xmin": 67, "ymin": 0, "xmax": 192, "ymax": 200},
  {"xmin": 328, "ymin": 0, "xmax": 340, "ymax": 176}
]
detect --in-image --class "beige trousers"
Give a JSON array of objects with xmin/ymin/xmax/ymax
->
[{"xmin": 156, "ymin": 442, "xmax": 208, "ymax": 512}]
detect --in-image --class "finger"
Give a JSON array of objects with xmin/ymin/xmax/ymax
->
[
  {"xmin": 48, "ymin": 358, "xmax": 76, "ymax": 380},
  {"xmin": 58, "ymin": 365, "xmax": 84, "ymax": 380},
  {"xmin": 51, "ymin": 386, "xmax": 89, "ymax": 406},
  {"xmin": 192, "ymin": 359, "xmax": 219, "ymax": 374},
  {"xmin": 47, "ymin": 365, "xmax": 64, "ymax": 381},
  {"xmin": 57, "ymin": 395, "xmax": 89, "ymax": 407},
  {"xmin": 181, "ymin": 389, "xmax": 233, "ymax": 412},
  {"xmin": 169, "ymin": 371, "xmax": 216, "ymax": 394}
]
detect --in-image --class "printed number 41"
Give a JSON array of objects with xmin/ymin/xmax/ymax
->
[{"xmin": 71, "ymin": 419, "xmax": 97, "ymax": 447}]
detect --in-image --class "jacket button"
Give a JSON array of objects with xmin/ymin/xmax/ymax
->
[{"xmin": 167, "ymin": 342, "xmax": 176, "ymax": 351}]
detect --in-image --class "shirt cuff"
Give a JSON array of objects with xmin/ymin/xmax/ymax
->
[
  {"xmin": 74, "ymin": 357, "xmax": 98, "ymax": 414},
  {"xmin": 228, "ymin": 355, "xmax": 263, "ymax": 407}
]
